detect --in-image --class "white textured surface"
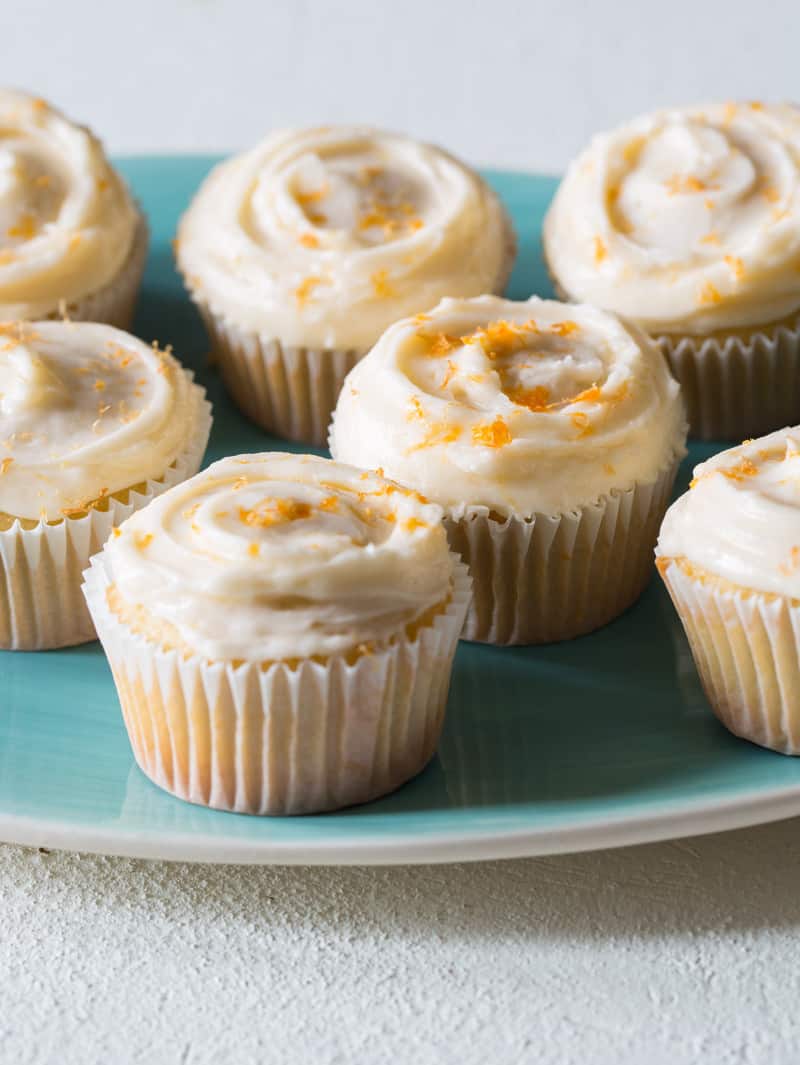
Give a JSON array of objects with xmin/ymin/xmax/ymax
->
[
  {"xmin": 3, "ymin": 822, "xmax": 800, "ymax": 1065},
  {"xmin": 4, "ymin": 0, "xmax": 798, "ymax": 171}
]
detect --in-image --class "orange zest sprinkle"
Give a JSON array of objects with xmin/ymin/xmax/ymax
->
[
  {"xmin": 724, "ymin": 254, "xmax": 746, "ymax": 281},
  {"xmin": 665, "ymin": 174, "xmax": 714, "ymax": 196},
  {"xmin": 7, "ymin": 213, "xmax": 38, "ymax": 240},
  {"xmin": 593, "ymin": 236, "xmax": 607, "ymax": 264},
  {"xmin": 761, "ymin": 184, "xmax": 780, "ymax": 204},
  {"xmin": 295, "ymin": 275, "xmax": 325, "ymax": 306},
  {"xmin": 134, "ymin": 533, "xmax": 154, "ymax": 551},
  {"xmin": 0, "ymin": 457, "xmax": 13, "ymax": 476},
  {"xmin": 239, "ymin": 498, "xmax": 313, "ymax": 528},
  {"xmin": 407, "ymin": 422, "xmax": 462, "ymax": 453},
  {"xmin": 701, "ymin": 231, "xmax": 720, "ymax": 246},
  {"xmin": 440, "ymin": 359, "xmax": 459, "ymax": 389},
  {"xmin": 299, "ymin": 232, "xmax": 320, "ymax": 248},
  {"xmin": 550, "ymin": 320, "xmax": 579, "ymax": 337},
  {"xmin": 111, "ymin": 527, "xmax": 122, "ymax": 539},
  {"xmin": 403, "ymin": 517, "xmax": 427, "ymax": 533},
  {"xmin": 719, "ymin": 457, "xmax": 759, "ymax": 482},
  {"xmin": 407, "ymin": 396, "xmax": 425, "ymax": 421},
  {"xmin": 371, "ymin": 269, "xmax": 393, "ymax": 298},
  {"xmin": 570, "ymin": 411, "xmax": 594, "ymax": 437},
  {"xmin": 698, "ymin": 281, "xmax": 723, "ymax": 305},
  {"xmin": 472, "ymin": 417, "xmax": 512, "ymax": 449},
  {"xmin": 319, "ymin": 495, "xmax": 339, "ymax": 512},
  {"xmin": 704, "ymin": 198, "xmax": 716, "ymax": 211},
  {"xmin": 93, "ymin": 379, "xmax": 106, "ymax": 391},
  {"xmin": 508, "ymin": 384, "xmax": 551, "ymax": 411},
  {"xmin": 296, "ymin": 183, "xmax": 328, "ymax": 205},
  {"xmin": 248, "ymin": 542, "xmax": 260, "ymax": 558}
]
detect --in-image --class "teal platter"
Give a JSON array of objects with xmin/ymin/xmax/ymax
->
[{"xmin": 2, "ymin": 156, "xmax": 800, "ymax": 865}]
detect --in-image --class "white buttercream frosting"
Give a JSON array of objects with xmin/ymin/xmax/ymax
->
[
  {"xmin": 658, "ymin": 427, "xmax": 800, "ymax": 597},
  {"xmin": 103, "ymin": 452, "xmax": 454, "ymax": 661},
  {"xmin": 330, "ymin": 295, "xmax": 686, "ymax": 516},
  {"xmin": 543, "ymin": 102, "xmax": 800, "ymax": 334},
  {"xmin": 0, "ymin": 320, "xmax": 207, "ymax": 520},
  {"xmin": 0, "ymin": 89, "xmax": 139, "ymax": 319},
  {"xmin": 176, "ymin": 125, "xmax": 512, "ymax": 351}
]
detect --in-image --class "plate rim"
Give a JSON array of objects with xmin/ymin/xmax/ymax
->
[{"xmin": 4, "ymin": 782, "xmax": 800, "ymax": 864}]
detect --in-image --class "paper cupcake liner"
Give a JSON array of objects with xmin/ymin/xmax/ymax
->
[
  {"xmin": 658, "ymin": 559, "xmax": 800, "ymax": 754},
  {"xmin": 445, "ymin": 456, "xmax": 680, "ymax": 645},
  {"xmin": 198, "ymin": 303, "xmax": 363, "ymax": 447},
  {"xmin": 46, "ymin": 211, "xmax": 149, "ymax": 330},
  {"xmin": 81, "ymin": 555, "xmax": 471, "ymax": 815},
  {"xmin": 0, "ymin": 385, "xmax": 211, "ymax": 651},
  {"xmin": 656, "ymin": 315, "xmax": 800, "ymax": 441}
]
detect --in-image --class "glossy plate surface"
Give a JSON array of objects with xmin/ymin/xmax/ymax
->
[{"xmin": 2, "ymin": 156, "xmax": 800, "ymax": 865}]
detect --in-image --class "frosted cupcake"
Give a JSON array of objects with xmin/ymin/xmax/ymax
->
[
  {"xmin": 0, "ymin": 90, "xmax": 147, "ymax": 326},
  {"xmin": 176, "ymin": 126, "xmax": 516, "ymax": 445},
  {"xmin": 543, "ymin": 102, "xmax": 800, "ymax": 440},
  {"xmin": 0, "ymin": 321, "xmax": 211, "ymax": 649},
  {"xmin": 82, "ymin": 453, "xmax": 470, "ymax": 814},
  {"xmin": 658, "ymin": 429, "xmax": 800, "ymax": 754},
  {"xmin": 331, "ymin": 295, "xmax": 687, "ymax": 644}
]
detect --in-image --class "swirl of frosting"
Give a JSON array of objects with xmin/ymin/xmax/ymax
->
[
  {"xmin": 330, "ymin": 296, "xmax": 686, "ymax": 516},
  {"xmin": 176, "ymin": 126, "xmax": 512, "ymax": 351},
  {"xmin": 0, "ymin": 90, "xmax": 139, "ymax": 319},
  {"xmin": 658, "ymin": 428, "xmax": 800, "ymax": 597},
  {"xmin": 543, "ymin": 102, "xmax": 800, "ymax": 334},
  {"xmin": 103, "ymin": 453, "xmax": 453, "ymax": 661},
  {"xmin": 0, "ymin": 320, "xmax": 206, "ymax": 521}
]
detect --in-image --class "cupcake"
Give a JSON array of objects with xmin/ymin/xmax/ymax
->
[
  {"xmin": 0, "ymin": 90, "xmax": 147, "ymax": 327},
  {"xmin": 543, "ymin": 102, "xmax": 800, "ymax": 440},
  {"xmin": 0, "ymin": 320, "xmax": 211, "ymax": 650},
  {"xmin": 330, "ymin": 295, "xmax": 687, "ymax": 644},
  {"xmin": 82, "ymin": 453, "xmax": 470, "ymax": 815},
  {"xmin": 657, "ymin": 429, "xmax": 800, "ymax": 754},
  {"xmin": 175, "ymin": 126, "xmax": 516, "ymax": 445}
]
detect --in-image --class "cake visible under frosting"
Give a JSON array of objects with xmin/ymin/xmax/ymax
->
[
  {"xmin": 176, "ymin": 126, "xmax": 512, "ymax": 351},
  {"xmin": 0, "ymin": 90, "xmax": 139, "ymax": 319},
  {"xmin": 658, "ymin": 428, "xmax": 800, "ymax": 598},
  {"xmin": 330, "ymin": 295, "xmax": 686, "ymax": 516},
  {"xmin": 103, "ymin": 453, "xmax": 454, "ymax": 661},
  {"xmin": 543, "ymin": 102, "xmax": 800, "ymax": 335},
  {"xmin": 0, "ymin": 320, "xmax": 205, "ymax": 520}
]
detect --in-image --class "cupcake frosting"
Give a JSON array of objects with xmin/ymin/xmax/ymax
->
[
  {"xmin": 330, "ymin": 295, "xmax": 686, "ymax": 515},
  {"xmin": 543, "ymin": 102, "xmax": 800, "ymax": 334},
  {"xmin": 176, "ymin": 125, "xmax": 511, "ymax": 351},
  {"xmin": 0, "ymin": 320, "xmax": 205, "ymax": 520},
  {"xmin": 104, "ymin": 453, "xmax": 453, "ymax": 661},
  {"xmin": 0, "ymin": 90, "xmax": 138, "ymax": 319},
  {"xmin": 658, "ymin": 428, "xmax": 800, "ymax": 597}
]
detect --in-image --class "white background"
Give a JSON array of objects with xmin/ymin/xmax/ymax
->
[
  {"xmin": 4, "ymin": 2, "xmax": 800, "ymax": 1063},
  {"xmin": 6, "ymin": 0, "xmax": 799, "ymax": 171}
]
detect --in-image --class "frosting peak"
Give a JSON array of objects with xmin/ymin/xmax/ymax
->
[
  {"xmin": 0, "ymin": 90, "xmax": 138, "ymax": 318},
  {"xmin": 104, "ymin": 453, "xmax": 454, "ymax": 661},
  {"xmin": 543, "ymin": 102, "xmax": 800, "ymax": 334},
  {"xmin": 177, "ymin": 126, "xmax": 512, "ymax": 350},
  {"xmin": 330, "ymin": 296, "xmax": 687, "ymax": 515},
  {"xmin": 658, "ymin": 428, "xmax": 800, "ymax": 597},
  {"xmin": 0, "ymin": 321, "xmax": 207, "ymax": 521}
]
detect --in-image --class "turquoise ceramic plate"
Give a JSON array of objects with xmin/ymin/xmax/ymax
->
[{"xmin": 2, "ymin": 156, "xmax": 800, "ymax": 865}]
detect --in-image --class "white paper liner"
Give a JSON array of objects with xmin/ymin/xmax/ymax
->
[
  {"xmin": 181, "ymin": 206, "xmax": 516, "ymax": 448},
  {"xmin": 82, "ymin": 555, "xmax": 471, "ymax": 815},
  {"xmin": 444, "ymin": 456, "xmax": 680, "ymax": 645},
  {"xmin": 0, "ymin": 383, "xmax": 211, "ymax": 651},
  {"xmin": 198, "ymin": 302, "xmax": 362, "ymax": 447},
  {"xmin": 659, "ymin": 559, "xmax": 800, "ymax": 754},
  {"xmin": 47, "ymin": 210, "xmax": 149, "ymax": 330},
  {"xmin": 656, "ymin": 315, "xmax": 800, "ymax": 441}
]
